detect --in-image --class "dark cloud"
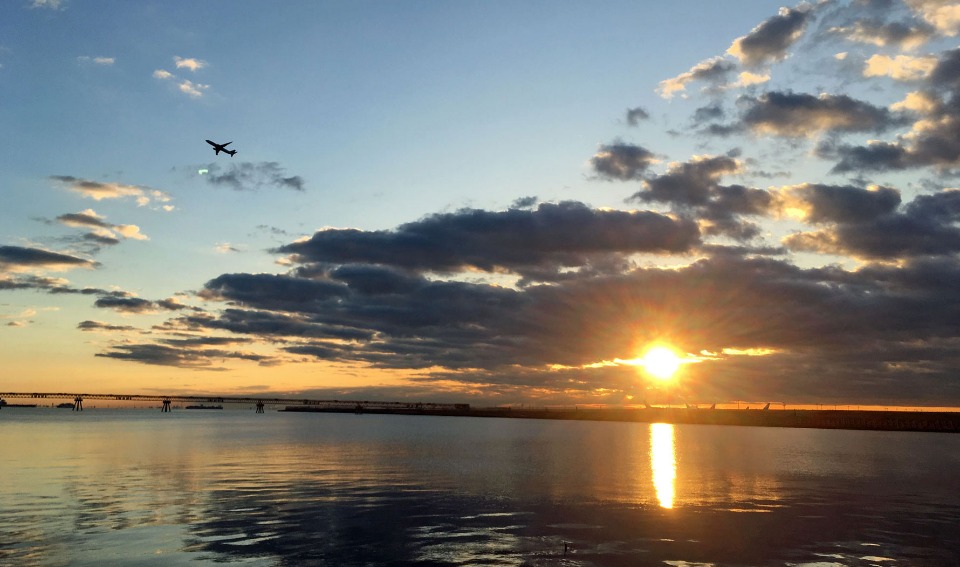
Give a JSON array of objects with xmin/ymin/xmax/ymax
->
[
  {"xmin": 631, "ymin": 155, "xmax": 741, "ymax": 206},
  {"xmin": 627, "ymin": 156, "xmax": 773, "ymax": 242},
  {"xmin": 821, "ymin": 48, "xmax": 960, "ymax": 172},
  {"xmin": 77, "ymin": 320, "xmax": 138, "ymax": 332},
  {"xmin": 829, "ymin": 19, "xmax": 934, "ymax": 49},
  {"xmin": 694, "ymin": 103, "xmax": 726, "ymax": 122},
  {"xmin": 657, "ymin": 57, "xmax": 737, "ymax": 98},
  {"xmin": 822, "ymin": 140, "xmax": 912, "ymax": 173},
  {"xmin": 782, "ymin": 183, "xmax": 902, "ymax": 224},
  {"xmin": 728, "ymin": 6, "xmax": 813, "ymax": 67},
  {"xmin": 94, "ymin": 295, "xmax": 188, "ymax": 314},
  {"xmin": 739, "ymin": 91, "xmax": 902, "ymax": 137},
  {"xmin": 510, "ymin": 196, "xmax": 538, "ymax": 209},
  {"xmin": 275, "ymin": 202, "xmax": 700, "ymax": 274},
  {"xmin": 589, "ymin": 142, "xmax": 658, "ymax": 180},
  {"xmin": 95, "ymin": 343, "xmax": 273, "ymax": 370},
  {"xmin": 0, "ymin": 245, "xmax": 96, "ymax": 271},
  {"xmin": 625, "ymin": 106, "xmax": 650, "ymax": 125},
  {"xmin": 203, "ymin": 161, "xmax": 305, "ymax": 191},
  {"xmin": 784, "ymin": 189, "xmax": 960, "ymax": 258},
  {"xmin": 109, "ymin": 251, "xmax": 960, "ymax": 403}
]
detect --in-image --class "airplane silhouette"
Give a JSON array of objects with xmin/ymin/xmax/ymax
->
[{"xmin": 206, "ymin": 139, "xmax": 237, "ymax": 156}]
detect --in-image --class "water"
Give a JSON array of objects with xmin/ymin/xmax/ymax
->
[{"xmin": 2, "ymin": 409, "xmax": 959, "ymax": 566}]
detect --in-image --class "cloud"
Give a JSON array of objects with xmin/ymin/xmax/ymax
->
[
  {"xmin": 153, "ymin": 59, "xmax": 210, "ymax": 98},
  {"xmin": 657, "ymin": 56, "xmax": 737, "ymax": 99},
  {"xmin": 625, "ymin": 107, "xmax": 650, "ymax": 125},
  {"xmin": 56, "ymin": 209, "xmax": 148, "ymax": 243},
  {"xmin": 50, "ymin": 175, "xmax": 172, "ymax": 208},
  {"xmin": 178, "ymin": 79, "xmax": 209, "ymax": 98},
  {"xmin": 111, "ymin": 250, "xmax": 960, "ymax": 403},
  {"xmin": 95, "ymin": 342, "xmax": 272, "ymax": 370},
  {"xmin": 77, "ymin": 320, "xmax": 137, "ymax": 332},
  {"xmin": 93, "ymin": 294, "xmax": 189, "ymax": 315},
  {"xmin": 274, "ymin": 201, "xmax": 701, "ymax": 275},
  {"xmin": 727, "ymin": 5, "xmax": 813, "ymax": 67},
  {"xmin": 589, "ymin": 142, "xmax": 658, "ymax": 180},
  {"xmin": 627, "ymin": 155, "xmax": 773, "ymax": 241},
  {"xmin": 739, "ymin": 91, "xmax": 903, "ymax": 137},
  {"xmin": 822, "ymin": 48, "xmax": 960, "ymax": 172},
  {"xmin": 778, "ymin": 183, "xmax": 902, "ymax": 224},
  {"xmin": 202, "ymin": 162, "xmax": 306, "ymax": 192},
  {"xmin": 173, "ymin": 56, "xmax": 207, "ymax": 72},
  {"xmin": 864, "ymin": 54, "xmax": 938, "ymax": 80},
  {"xmin": 78, "ymin": 56, "xmax": 115, "ymax": 66},
  {"xmin": 905, "ymin": 0, "xmax": 960, "ymax": 36},
  {"xmin": 829, "ymin": 19, "xmax": 934, "ymax": 50},
  {"xmin": 30, "ymin": 0, "xmax": 63, "ymax": 9},
  {"xmin": 630, "ymin": 155, "xmax": 742, "ymax": 206},
  {"xmin": 0, "ymin": 245, "xmax": 95, "ymax": 273},
  {"xmin": 784, "ymin": 189, "xmax": 960, "ymax": 258}
]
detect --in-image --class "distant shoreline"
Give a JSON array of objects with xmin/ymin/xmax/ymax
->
[{"xmin": 282, "ymin": 405, "xmax": 960, "ymax": 433}]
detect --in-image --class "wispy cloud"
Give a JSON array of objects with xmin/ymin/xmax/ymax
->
[
  {"xmin": 30, "ymin": 0, "xmax": 63, "ymax": 10},
  {"xmin": 50, "ymin": 176, "xmax": 173, "ymax": 209},
  {"xmin": 153, "ymin": 57, "xmax": 210, "ymax": 98},
  {"xmin": 174, "ymin": 56, "xmax": 207, "ymax": 72},
  {"xmin": 77, "ymin": 56, "xmax": 114, "ymax": 66},
  {"xmin": 201, "ymin": 162, "xmax": 306, "ymax": 192}
]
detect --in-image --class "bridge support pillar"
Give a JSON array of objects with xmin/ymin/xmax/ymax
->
[
  {"xmin": 161, "ymin": 399, "xmax": 172, "ymax": 412},
  {"xmin": 73, "ymin": 396, "xmax": 83, "ymax": 411},
  {"xmin": 255, "ymin": 400, "xmax": 265, "ymax": 413}
]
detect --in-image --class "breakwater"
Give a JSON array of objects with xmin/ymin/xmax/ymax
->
[{"xmin": 282, "ymin": 405, "xmax": 960, "ymax": 433}]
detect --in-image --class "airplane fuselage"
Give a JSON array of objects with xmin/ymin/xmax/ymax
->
[{"xmin": 206, "ymin": 139, "xmax": 237, "ymax": 157}]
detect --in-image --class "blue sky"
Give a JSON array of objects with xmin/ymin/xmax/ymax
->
[{"xmin": 4, "ymin": 0, "xmax": 960, "ymax": 406}]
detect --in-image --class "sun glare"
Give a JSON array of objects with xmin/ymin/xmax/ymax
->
[{"xmin": 641, "ymin": 345, "xmax": 682, "ymax": 381}]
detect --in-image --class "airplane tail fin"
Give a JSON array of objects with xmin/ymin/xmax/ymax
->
[{"xmin": 227, "ymin": 149, "xmax": 237, "ymax": 157}]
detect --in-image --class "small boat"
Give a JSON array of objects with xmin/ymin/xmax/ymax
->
[
  {"xmin": 57, "ymin": 403, "xmax": 75, "ymax": 409},
  {"xmin": 185, "ymin": 404, "xmax": 223, "ymax": 410}
]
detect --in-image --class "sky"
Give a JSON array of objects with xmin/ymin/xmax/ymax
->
[{"xmin": 3, "ymin": 0, "xmax": 960, "ymax": 407}]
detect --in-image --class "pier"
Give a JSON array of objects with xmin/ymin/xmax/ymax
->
[{"xmin": 2, "ymin": 392, "xmax": 959, "ymax": 432}]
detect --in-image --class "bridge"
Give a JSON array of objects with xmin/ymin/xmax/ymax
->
[{"xmin": 0, "ymin": 392, "xmax": 468, "ymax": 414}]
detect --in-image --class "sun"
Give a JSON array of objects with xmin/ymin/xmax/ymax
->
[{"xmin": 641, "ymin": 345, "xmax": 682, "ymax": 381}]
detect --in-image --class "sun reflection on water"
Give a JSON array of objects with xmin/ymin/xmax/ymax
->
[{"xmin": 650, "ymin": 423, "xmax": 676, "ymax": 509}]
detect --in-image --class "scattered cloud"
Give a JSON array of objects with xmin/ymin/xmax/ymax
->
[
  {"xmin": 55, "ymin": 209, "xmax": 148, "ymax": 244},
  {"xmin": 29, "ymin": 0, "xmax": 63, "ymax": 9},
  {"xmin": 77, "ymin": 320, "xmax": 138, "ymax": 332},
  {"xmin": 829, "ymin": 19, "xmax": 934, "ymax": 50},
  {"xmin": 173, "ymin": 56, "xmax": 207, "ymax": 72},
  {"xmin": 202, "ymin": 162, "xmax": 306, "ymax": 192},
  {"xmin": 625, "ymin": 106, "xmax": 650, "ymax": 125},
  {"xmin": 273, "ymin": 201, "xmax": 700, "ymax": 276},
  {"xmin": 49, "ymin": 175, "xmax": 172, "ymax": 208},
  {"xmin": 0, "ymin": 245, "xmax": 95, "ymax": 273},
  {"xmin": 727, "ymin": 5, "xmax": 814, "ymax": 67},
  {"xmin": 178, "ymin": 79, "xmax": 209, "ymax": 98},
  {"xmin": 77, "ymin": 56, "xmax": 115, "ymax": 65},
  {"xmin": 863, "ymin": 53, "xmax": 938, "ymax": 80},
  {"xmin": 657, "ymin": 56, "xmax": 736, "ymax": 99},
  {"xmin": 739, "ymin": 91, "xmax": 903, "ymax": 138},
  {"xmin": 589, "ymin": 142, "xmax": 658, "ymax": 180},
  {"xmin": 905, "ymin": 0, "xmax": 960, "ymax": 36}
]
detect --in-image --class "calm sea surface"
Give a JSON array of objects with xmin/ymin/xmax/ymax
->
[{"xmin": 1, "ymin": 408, "xmax": 959, "ymax": 566}]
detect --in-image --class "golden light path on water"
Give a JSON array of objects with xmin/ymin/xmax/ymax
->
[{"xmin": 650, "ymin": 423, "xmax": 676, "ymax": 509}]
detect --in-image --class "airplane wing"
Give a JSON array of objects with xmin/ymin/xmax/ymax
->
[{"xmin": 221, "ymin": 141, "xmax": 232, "ymax": 147}]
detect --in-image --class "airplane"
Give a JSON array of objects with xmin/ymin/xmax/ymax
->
[
  {"xmin": 762, "ymin": 403, "xmax": 771, "ymax": 410},
  {"xmin": 206, "ymin": 139, "xmax": 237, "ymax": 157}
]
